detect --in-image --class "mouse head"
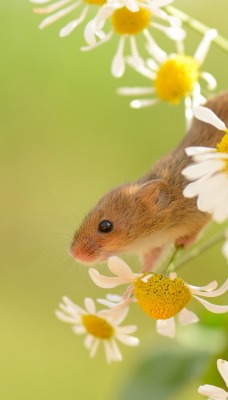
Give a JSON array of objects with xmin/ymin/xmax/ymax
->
[{"xmin": 70, "ymin": 179, "xmax": 170, "ymax": 264}]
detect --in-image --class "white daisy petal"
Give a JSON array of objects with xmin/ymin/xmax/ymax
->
[
  {"xmin": 178, "ymin": 308, "xmax": 199, "ymax": 325},
  {"xmin": 72, "ymin": 325, "xmax": 86, "ymax": 335},
  {"xmin": 193, "ymin": 29, "xmax": 217, "ymax": 65},
  {"xmin": 143, "ymin": 29, "xmax": 167, "ymax": 64},
  {"xmin": 201, "ymin": 72, "xmax": 217, "ymax": 90},
  {"xmin": 38, "ymin": 2, "xmax": 80, "ymax": 29},
  {"xmin": 89, "ymin": 338, "xmax": 100, "ymax": 358},
  {"xmin": 111, "ymin": 36, "xmax": 126, "ymax": 78},
  {"xmin": 185, "ymin": 147, "xmax": 216, "ymax": 157},
  {"xmin": 116, "ymin": 325, "xmax": 138, "ymax": 334},
  {"xmin": 125, "ymin": 0, "xmax": 139, "ymax": 12},
  {"xmin": 129, "ymin": 36, "xmax": 144, "ymax": 68},
  {"xmin": 198, "ymin": 384, "xmax": 228, "ymax": 399},
  {"xmin": 84, "ymin": 297, "xmax": 96, "ymax": 314},
  {"xmin": 84, "ymin": 19, "xmax": 97, "ymax": 45},
  {"xmin": 130, "ymin": 98, "xmax": 160, "ymax": 109},
  {"xmin": 222, "ymin": 238, "xmax": 228, "ymax": 261},
  {"xmin": 84, "ymin": 335, "xmax": 95, "ymax": 349},
  {"xmin": 188, "ymin": 280, "xmax": 218, "ymax": 292},
  {"xmin": 185, "ymin": 96, "xmax": 193, "ymax": 130},
  {"xmin": 193, "ymin": 295, "xmax": 228, "ymax": 313},
  {"xmin": 217, "ymin": 359, "xmax": 228, "ymax": 388},
  {"xmin": 183, "ymin": 177, "xmax": 207, "ymax": 198},
  {"xmin": 156, "ymin": 318, "xmax": 176, "ymax": 338},
  {"xmin": 117, "ymin": 86, "xmax": 155, "ymax": 96},
  {"xmin": 193, "ymin": 106, "xmax": 227, "ymax": 131},
  {"xmin": 33, "ymin": 0, "xmax": 72, "ymax": 14},
  {"xmin": 31, "ymin": 0, "xmax": 51, "ymax": 3},
  {"xmin": 110, "ymin": 338, "xmax": 123, "ymax": 361},
  {"xmin": 182, "ymin": 160, "xmax": 224, "ymax": 180},
  {"xmin": 81, "ymin": 31, "xmax": 113, "ymax": 51},
  {"xmin": 151, "ymin": 22, "xmax": 186, "ymax": 41},
  {"xmin": 116, "ymin": 333, "xmax": 139, "ymax": 346},
  {"xmin": 55, "ymin": 310, "xmax": 79, "ymax": 323},
  {"xmin": 108, "ymin": 256, "xmax": 141, "ymax": 281},
  {"xmin": 104, "ymin": 340, "xmax": 114, "ymax": 363},
  {"xmin": 89, "ymin": 268, "xmax": 129, "ymax": 288},
  {"xmin": 60, "ymin": 5, "xmax": 88, "ymax": 37}
]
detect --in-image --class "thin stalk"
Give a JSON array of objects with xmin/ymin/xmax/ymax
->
[
  {"xmin": 174, "ymin": 230, "xmax": 226, "ymax": 271},
  {"xmin": 161, "ymin": 245, "xmax": 183, "ymax": 274},
  {"xmin": 165, "ymin": 5, "xmax": 228, "ymax": 53}
]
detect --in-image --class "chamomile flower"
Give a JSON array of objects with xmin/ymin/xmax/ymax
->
[
  {"xmin": 30, "ymin": 0, "xmax": 106, "ymax": 37},
  {"xmin": 89, "ymin": 256, "xmax": 228, "ymax": 338},
  {"xmin": 56, "ymin": 296, "xmax": 139, "ymax": 362},
  {"xmin": 81, "ymin": 0, "xmax": 185, "ymax": 77},
  {"xmin": 182, "ymin": 106, "xmax": 228, "ymax": 223},
  {"xmin": 198, "ymin": 359, "xmax": 228, "ymax": 400},
  {"xmin": 118, "ymin": 29, "xmax": 217, "ymax": 127}
]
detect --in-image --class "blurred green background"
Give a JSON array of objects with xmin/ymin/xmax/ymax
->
[{"xmin": 1, "ymin": 1, "xmax": 228, "ymax": 399}]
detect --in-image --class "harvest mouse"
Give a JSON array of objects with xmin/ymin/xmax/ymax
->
[{"xmin": 70, "ymin": 91, "xmax": 228, "ymax": 271}]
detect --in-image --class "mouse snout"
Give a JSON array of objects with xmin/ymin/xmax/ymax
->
[{"xmin": 70, "ymin": 236, "xmax": 100, "ymax": 264}]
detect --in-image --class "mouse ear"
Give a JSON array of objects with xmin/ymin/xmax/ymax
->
[{"xmin": 136, "ymin": 179, "xmax": 170, "ymax": 207}]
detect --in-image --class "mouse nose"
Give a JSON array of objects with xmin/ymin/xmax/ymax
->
[{"xmin": 70, "ymin": 239, "xmax": 99, "ymax": 264}]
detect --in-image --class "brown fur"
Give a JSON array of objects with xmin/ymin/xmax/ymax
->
[{"xmin": 71, "ymin": 91, "xmax": 228, "ymax": 265}]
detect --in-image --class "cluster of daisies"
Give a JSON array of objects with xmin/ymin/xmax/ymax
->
[
  {"xmin": 30, "ymin": 0, "xmax": 228, "ymax": 396},
  {"xmin": 30, "ymin": 0, "xmax": 219, "ymax": 126},
  {"xmin": 55, "ymin": 105, "xmax": 228, "ymax": 400}
]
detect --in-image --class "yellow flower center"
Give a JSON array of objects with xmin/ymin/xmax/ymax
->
[
  {"xmin": 217, "ymin": 132, "xmax": 228, "ymax": 153},
  {"xmin": 111, "ymin": 7, "xmax": 151, "ymax": 35},
  {"xmin": 84, "ymin": 0, "xmax": 106, "ymax": 5},
  {"xmin": 155, "ymin": 55, "xmax": 199, "ymax": 104},
  {"xmin": 217, "ymin": 133, "xmax": 228, "ymax": 173},
  {"xmin": 82, "ymin": 314, "xmax": 114, "ymax": 339},
  {"xmin": 134, "ymin": 273, "xmax": 192, "ymax": 320}
]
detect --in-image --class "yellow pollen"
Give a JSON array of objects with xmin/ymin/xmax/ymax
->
[
  {"xmin": 84, "ymin": 0, "xmax": 106, "ymax": 5},
  {"xmin": 155, "ymin": 55, "xmax": 199, "ymax": 104},
  {"xmin": 217, "ymin": 133, "xmax": 228, "ymax": 173},
  {"xmin": 82, "ymin": 314, "xmax": 114, "ymax": 339},
  {"xmin": 134, "ymin": 274, "xmax": 192, "ymax": 320},
  {"xmin": 111, "ymin": 7, "xmax": 151, "ymax": 35},
  {"xmin": 217, "ymin": 133, "xmax": 228, "ymax": 153}
]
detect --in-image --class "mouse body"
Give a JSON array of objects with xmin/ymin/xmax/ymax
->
[{"xmin": 71, "ymin": 91, "xmax": 228, "ymax": 270}]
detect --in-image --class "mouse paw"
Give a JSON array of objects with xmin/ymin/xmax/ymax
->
[{"xmin": 175, "ymin": 234, "xmax": 198, "ymax": 249}]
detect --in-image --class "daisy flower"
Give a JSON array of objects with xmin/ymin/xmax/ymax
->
[
  {"xmin": 198, "ymin": 359, "xmax": 228, "ymax": 400},
  {"xmin": 30, "ymin": 0, "xmax": 106, "ymax": 37},
  {"xmin": 89, "ymin": 256, "xmax": 228, "ymax": 338},
  {"xmin": 118, "ymin": 28, "xmax": 217, "ymax": 127},
  {"xmin": 56, "ymin": 296, "xmax": 139, "ymax": 362},
  {"xmin": 81, "ymin": 0, "xmax": 186, "ymax": 77},
  {"xmin": 182, "ymin": 106, "xmax": 228, "ymax": 223}
]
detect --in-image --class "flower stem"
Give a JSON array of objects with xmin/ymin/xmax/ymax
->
[
  {"xmin": 162, "ymin": 245, "xmax": 183, "ymax": 274},
  {"xmin": 174, "ymin": 230, "xmax": 226, "ymax": 271},
  {"xmin": 165, "ymin": 5, "xmax": 228, "ymax": 53}
]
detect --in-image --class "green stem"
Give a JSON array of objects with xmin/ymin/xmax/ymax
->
[
  {"xmin": 174, "ymin": 230, "xmax": 226, "ymax": 271},
  {"xmin": 160, "ymin": 245, "xmax": 183, "ymax": 274},
  {"xmin": 165, "ymin": 5, "xmax": 228, "ymax": 53}
]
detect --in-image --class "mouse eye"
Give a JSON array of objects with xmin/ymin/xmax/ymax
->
[{"xmin": 99, "ymin": 220, "xmax": 113, "ymax": 233}]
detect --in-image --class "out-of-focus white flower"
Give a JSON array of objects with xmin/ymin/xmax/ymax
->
[
  {"xmin": 81, "ymin": 0, "xmax": 185, "ymax": 77},
  {"xmin": 56, "ymin": 296, "xmax": 139, "ymax": 362},
  {"xmin": 30, "ymin": 0, "xmax": 106, "ymax": 37},
  {"xmin": 182, "ymin": 106, "xmax": 228, "ymax": 223},
  {"xmin": 222, "ymin": 229, "xmax": 228, "ymax": 262},
  {"xmin": 118, "ymin": 29, "xmax": 217, "ymax": 128},
  {"xmin": 198, "ymin": 359, "xmax": 228, "ymax": 400},
  {"xmin": 89, "ymin": 256, "xmax": 228, "ymax": 338}
]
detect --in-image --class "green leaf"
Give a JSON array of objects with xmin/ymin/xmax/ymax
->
[{"xmin": 119, "ymin": 346, "xmax": 210, "ymax": 400}]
